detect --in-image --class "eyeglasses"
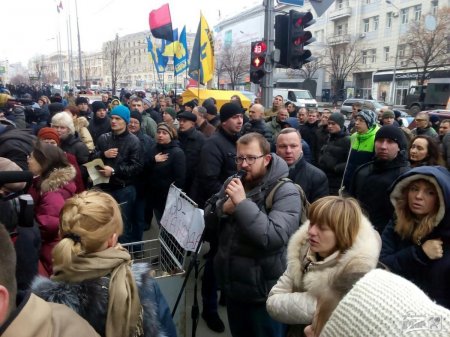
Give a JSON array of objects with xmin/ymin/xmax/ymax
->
[{"xmin": 235, "ymin": 155, "xmax": 265, "ymax": 165}]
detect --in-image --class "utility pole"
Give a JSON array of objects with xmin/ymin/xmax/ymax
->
[
  {"xmin": 75, "ymin": 0, "xmax": 83, "ymax": 87},
  {"xmin": 262, "ymin": 0, "xmax": 275, "ymax": 108}
]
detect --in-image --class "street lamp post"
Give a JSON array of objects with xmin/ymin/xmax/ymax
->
[{"xmin": 386, "ymin": 0, "xmax": 401, "ymax": 105}]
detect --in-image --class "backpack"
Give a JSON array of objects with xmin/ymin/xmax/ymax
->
[{"xmin": 265, "ymin": 177, "xmax": 310, "ymax": 224}]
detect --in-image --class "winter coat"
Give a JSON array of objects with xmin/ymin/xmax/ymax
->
[
  {"xmin": 266, "ymin": 216, "xmax": 380, "ymax": 328},
  {"xmin": 28, "ymin": 165, "xmax": 77, "ymax": 275},
  {"xmin": 265, "ymin": 117, "xmax": 283, "ymax": 140},
  {"xmin": 412, "ymin": 125, "xmax": 438, "ymax": 138},
  {"xmin": 88, "ymin": 115, "xmax": 111, "ymax": 145},
  {"xmin": 314, "ymin": 125, "xmax": 329, "ymax": 164},
  {"xmin": 380, "ymin": 166, "xmax": 450, "ymax": 309},
  {"xmin": 243, "ymin": 119, "xmax": 273, "ymax": 144},
  {"xmin": 60, "ymin": 133, "xmax": 90, "ymax": 165},
  {"xmin": 0, "ymin": 126, "xmax": 36, "ymax": 170},
  {"xmin": 442, "ymin": 132, "xmax": 450, "ymax": 169},
  {"xmin": 298, "ymin": 121, "xmax": 319, "ymax": 165},
  {"xmin": 92, "ymin": 130, "xmax": 143, "ymax": 190},
  {"xmin": 134, "ymin": 130, "xmax": 155, "ymax": 196},
  {"xmin": 198, "ymin": 120, "xmax": 216, "ymax": 138},
  {"xmin": 350, "ymin": 154, "xmax": 410, "ymax": 233},
  {"xmin": 74, "ymin": 117, "xmax": 95, "ymax": 151},
  {"xmin": 147, "ymin": 140, "xmax": 186, "ymax": 212},
  {"xmin": 0, "ymin": 292, "xmax": 100, "ymax": 337},
  {"xmin": 214, "ymin": 154, "xmax": 301, "ymax": 304},
  {"xmin": 66, "ymin": 152, "xmax": 86, "ymax": 193},
  {"xmin": 32, "ymin": 263, "xmax": 177, "ymax": 337},
  {"xmin": 4, "ymin": 106, "xmax": 27, "ymax": 128},
  {"xmin": 318, "ymin": 130, "xmax": 350, "ymax": 195},
  {"xmin": 288, "ymin": 156, "xmax": 329, "ymax": 203},
  {"xmin": 178, "ymin": 127, "xmax": 205, "ymax": 196},
  {"xmin": 192, "ymin": 127, "xmax": 239, "ymax": 208},
  {"xmin": 342, "ymin": 124, "xmax": 380, "ymax": 190},
  {"xmin": 141, "ymin": 113, "xmax": 157, "ymax": 138}
]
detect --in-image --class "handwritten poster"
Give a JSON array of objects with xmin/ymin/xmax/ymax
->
[{"xmin": 160, "ymin": 185, "xmax": 205, "ymax": 252}]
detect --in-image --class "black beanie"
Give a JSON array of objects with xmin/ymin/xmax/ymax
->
[
  {"xmin": 130, "ymin": 110, "xmax": 142, "ymax": 124},
  {"xmin": 375, "ymin": 125, "xmax": 407, "ymax": 151},
  {"xmin": 75, "ymin": 96, "xmax": 89, "ymax": 105},
  {"xmin": 220, "ymin": 102, "xmax": 242, "ymax": 122},
  {"xmin": 328, "ymin": 112, "xmax": 345, "ymax": 129},
  {"xmin": 205, "ymin": 103, "xmax": 218, "ymax": 116},
  {"xmin": 92, "ymin": 101, "xmax": 106, "ymax": 113}
]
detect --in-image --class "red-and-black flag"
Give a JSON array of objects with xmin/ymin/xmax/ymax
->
[{"xmin": 148, "ymin": 4, "xmax": 174, "ymax": 42}]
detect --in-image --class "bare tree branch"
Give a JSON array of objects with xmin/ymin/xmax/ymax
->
[
  {"xmin": 103, "ymin": 34, "xmax": 126, "ymax": 95},
  {"xmin": 216, "ymin": 43, "xmax": 249, "ymax": 90}
]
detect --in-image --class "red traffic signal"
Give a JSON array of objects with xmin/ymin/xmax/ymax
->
[
  {"xmin": 288, "ymin": 10, "xmax": 315, "ymax": 69},
  {"xmin": 250, "ymin": 41, "xmax": 267, "ymax": 84}
]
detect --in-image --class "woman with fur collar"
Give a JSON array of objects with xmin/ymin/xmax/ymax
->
[
  {"xmin": 266, "ymin": 196, "xmax": 381, "ymax": 335},
  {"xmin": 380, "ymin": 165, "xmax": 450, "ymax": 309},
  {"xmin": 27, "ymin": 141, "xmax": 77, "ymax": 276},
  {"xmin": 32, "ymin": 190, "xmax": 177, "ymax": 337}
]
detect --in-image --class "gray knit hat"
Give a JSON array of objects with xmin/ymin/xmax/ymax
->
[
  {"xmin": 320, "ymin": 269, "xmax": 450, "ymax": 337},
  {"xmin": 328, "ymin": 112, "xmax": 345, "ymax": 129},
  {"xmin": 356, "ymin": 109, "xmax": 377, "ymax": 128}
]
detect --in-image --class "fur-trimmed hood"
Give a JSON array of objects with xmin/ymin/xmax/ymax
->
[
  {"xmin": 74, "ymin": 116, "xmax": 89, "ymax": 129},
  {"xmin": 286, "ymin": 216, "xmax": 381, "ymax": 298},
  {"xmin": 40, "ymin": 165, "xmax": 76, "ymax": 193}
]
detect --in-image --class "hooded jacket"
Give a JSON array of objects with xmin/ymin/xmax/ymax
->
[
  {"xmin": 31, "ymin": 263, "xmax": 176, "ymax": 337},
  {"xmin": 74, "ymin": 117, "xmax": 95, "ymax": 151},
  {"xmin": 380, "ymin": 166, "xmax": 450, "ymax": 309},
  {"xmin": 0, "ymin": 292, "xmax": 100, "ymax": 337},
  {"xmin": 266, "ymin": 216, "xmax": 380, "ymax": 328},
  {"xmin": 28, "ymin": 165, "xmax": 77, "ymax": 275},
  {"xmin": 214, "ymin": 154, "xmax": 301, "ymax": 303}
]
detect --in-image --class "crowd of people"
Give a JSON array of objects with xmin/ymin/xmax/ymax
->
[{"xmin": 0, "ymin": 87, "xmax": 450, "ymax": 337}]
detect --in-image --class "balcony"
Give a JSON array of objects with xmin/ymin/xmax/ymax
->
[
  {"xmin": 329, "ymin": 6, "xmax": 352, "ymax": 21},
  {"xmin": 327, "ymin": 34, "xmax": 351, "ymax": 45}
]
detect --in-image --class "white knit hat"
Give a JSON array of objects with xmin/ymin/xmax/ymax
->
[{"xmin": 320, "ymin": 269, "xmax": 450, "ymax": 337}]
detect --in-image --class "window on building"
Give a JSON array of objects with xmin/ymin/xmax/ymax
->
[
  {"xmin": 431, "ymin": 0, "xmax": 438, "ymax": 16},
  {"xmin": 401, "ymin": 8, "xmax": 409, "ymax": 24},
  {"xmin": 336, "ymin": 0, "xmax": 344, "ymax": 9},
  {"xmin": 370, "ymin": 49, "xmax": 376, "ymax": 63},
  {"xmin": 363, "ymin": 19, "xmax": 369, "ymax": 32},
  {"xmin": 362, "ymin": 50, "xmax": 368, "ymax": 64},
  {"xmin": 384, "ymin": 47, "xmax": 390, "ymax": 61},
  {"xmin": 398, "ymin": 44, "xmax": 406, "ymax": 58},
  {"xmin": 386, "ymin": 12, "xmax": 393, "ymax": 28},
  {"xmin": 414, "ymin": 5, "xmax": 421, "ymax": 21},
  {"xmin": 373, "ymin": 16, "xmax": 379, "ymax": 31},
  {"xmin": 365, "ymin": 0, "xmax": 371, "ymax": 4}
]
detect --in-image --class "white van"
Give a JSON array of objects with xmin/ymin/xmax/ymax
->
[{"xmin": 273, "ymin": 88, "xmax": 318, "ymax": 109}]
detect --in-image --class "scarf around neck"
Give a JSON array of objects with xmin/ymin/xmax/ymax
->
[{"xmin": 52, "ymin": 245, "xmax": 143, "ymax": 337}]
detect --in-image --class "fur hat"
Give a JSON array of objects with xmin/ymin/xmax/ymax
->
[
  {"xmin": 75, "ymin": 96, "xmax": 89, "ymax": 105},
  {"xmin": 220, "ymin": 102, "xmax": 242, "ymax": 122},
  {"xmin": 328, "ymin": 112, "xmax": 345, "ymax": 129},
  {"xmin": 111, "ymin": 105, "xmax": 130, "ymax": 124},
  {"xmin": 165, "ymin": 107, "xmax": 177, "ymax": 120},
  {"xmin": 92, "ymin": 101, "xmax": 106, "ymax": 113},
  {"xmin": 177, "ymin": 111, "xmax": 197, "ymax": 123},
  {"xmin": 356, "ymin": 109, "xmax": 377, "ymax": 128},
  {"xmin": 130, "ymin": 110, "xmax": 142, "ymax": 124},
  {"xmin": 382, "ymin": 109, "xmax": 395, "ymax": 119},
  {"xmin": 157, "ymin": 122, "xmax": 177, "ymax": 140},
  {"xmin": 320, "ymin": 269, "xmax": 450, "ymax": 337},
  {"xmin": 375, "ymin": 125, "xmax": 407, "ymax": 151},
  {"xmin": 51, "ymin": 112, "xmax": 75, "ymax": 134},
  {"xmin": 0, "ymin": 157, "xmax": 26, "ymax": 192},
  {"xmin": 38, "ymin": 127, "xmax": 60, "ymax": 145}
]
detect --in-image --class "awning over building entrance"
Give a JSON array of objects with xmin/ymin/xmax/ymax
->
[{"xmin": 373, "ymin": 68, "xmax": 450, "ymax": 82}]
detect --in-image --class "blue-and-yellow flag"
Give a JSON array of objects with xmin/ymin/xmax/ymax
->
[
  {"xmin": 189, "ymin": 13, "xmax": 215, "ymax": 84},
  {"xmin": 147, "ymin": 36, "xmax": 166, "ymax": 73},
  {"xmin": 174, "ymin": 26, "xmax": 189, "ymax": 75}
]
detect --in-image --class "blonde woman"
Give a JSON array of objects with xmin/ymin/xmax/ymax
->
[
  {"xmin": 266, "ymin": 196, "xmax": 380, "ymax": 336},
  {"xmin": 380, "ymin": 165, "xmax": 450, "ymax": 309},
  {"xmin": 32, "ymin": 190, "xmax": 177, "ymax": 337}
]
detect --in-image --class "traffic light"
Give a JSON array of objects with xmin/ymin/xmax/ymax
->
[
  {"xmin": 250, "ymin": 41, "xmax": 267, "ymax": 84},
  {"xmin": 288, "ymin": 10, "xmax": 315, "ymax": 69},
  {"xmin": 274, "ymin": 15, "xmax": 289, "ymax": 68}
]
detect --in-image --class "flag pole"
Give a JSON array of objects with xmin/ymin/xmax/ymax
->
[{"xmin": 173, "ymin": 40, "xmax": 177, "ymax": 96}]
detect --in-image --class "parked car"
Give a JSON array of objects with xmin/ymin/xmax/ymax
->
[{"xmin": 340, "ymin": 99, "xmax": 387, "ymax": 118}]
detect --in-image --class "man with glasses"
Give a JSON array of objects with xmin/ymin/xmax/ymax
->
[
  {"xmin": 412, "ymin": 112, "xmax": 438, "ymax": 138},
  {"xmin": 213, "ymin": 132, "xmax": 301, "ymax": 337},
  {"xmin": 242, "ymin": 103, "xmax": 273, "ymax": 143}
]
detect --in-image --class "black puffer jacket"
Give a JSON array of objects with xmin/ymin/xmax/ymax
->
[
  {"xmin": 0, "ymin": 126, "xmax": 36, "ymax": 170},
  {"xmin": 289, "ymin": 155, "xmax": 329, "ymax": 203},
  {"xmin": 318, "ymin": 130, "xmax": 350, "ymax": 195},
  {"xmin": 32, "ymin": 263, "xmax": 177, "ymax": 337},
  {"xmin": 88, "ymin": 115, "xmax": 111, "ymax": 145},
  {"xmin": 92, "ymin": 130, "xmax": 143, "ymax": 190},
  {"xmin": 178, "ymin": 127, "xmax": 205, "ymax": 196},
  {"xmin": 60, "ymin": 133, "xmax": 90, "ymax": 165},
  {"xmin": 350, "ymin": 154, "xmax": 410, "ymax": 233}
]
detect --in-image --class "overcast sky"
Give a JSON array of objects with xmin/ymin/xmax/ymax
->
[{"xmin": 2, "ymin": 0, "xmax": 261, "ymax": 66}]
